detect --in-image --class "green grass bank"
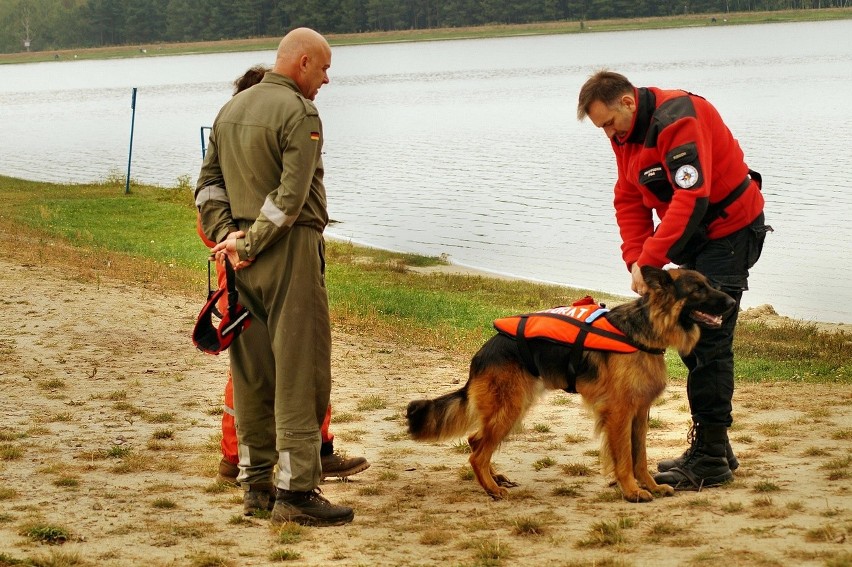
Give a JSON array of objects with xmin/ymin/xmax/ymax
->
[{"xmin": 1, "ymin": 175, "xmax": 848, "ymax": 384}]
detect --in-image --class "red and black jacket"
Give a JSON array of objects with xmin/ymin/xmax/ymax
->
[{"xmin": 611, "ymin": 87, "xmax": 764, "ymax": 269}]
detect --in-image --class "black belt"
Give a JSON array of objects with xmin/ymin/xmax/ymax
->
[{"xmin": 704, "ymin": 169, "xmax": 761, "ymax": 225}]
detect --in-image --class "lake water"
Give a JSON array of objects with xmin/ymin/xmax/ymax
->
[{"xmin": 1, "ymin": 20, "xmax": 850, "ymax": 323}]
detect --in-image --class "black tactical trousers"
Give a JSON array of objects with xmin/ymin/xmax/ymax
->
[{"xmin": 680, "ymin": 213, "xmax": 771, "ymax": 426}]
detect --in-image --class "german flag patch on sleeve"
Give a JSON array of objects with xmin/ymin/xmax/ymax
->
[{"xmin": 310, "ymin": 131, "xmax": 320, "ymax": 141}]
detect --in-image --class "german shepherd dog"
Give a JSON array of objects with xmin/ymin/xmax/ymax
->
[{"xmin": 406, "ymin": 266, "xmax": 736, "ymax": 502}]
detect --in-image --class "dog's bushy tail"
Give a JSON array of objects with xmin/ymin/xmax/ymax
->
[{"xmin": 406, "ymin": 385, "xmax": 475, "ymax": 441}]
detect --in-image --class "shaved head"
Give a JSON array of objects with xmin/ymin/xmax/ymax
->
[{"xmin": 272, "ymin": 27, "xmax": 332, "ymax": 100}]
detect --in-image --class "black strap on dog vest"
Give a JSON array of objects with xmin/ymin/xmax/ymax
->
[
  {"xmin": 512, "ymin": 317, "xmax": 595, "ymax": 393},
  {"xmin": 515, "ymin": 316, "xmax": 540, "ymax": 377}
]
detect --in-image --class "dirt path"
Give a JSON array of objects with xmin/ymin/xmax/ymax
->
[{"xmin": 0, "ymin": 259, "xmax": 849, "ymax": 566}]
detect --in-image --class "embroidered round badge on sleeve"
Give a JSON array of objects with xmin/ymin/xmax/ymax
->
[{"xmin": 674, "ymin": 165, "xmax": 699, "ymax": 189}]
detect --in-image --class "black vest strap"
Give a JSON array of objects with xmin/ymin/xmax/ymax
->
[{"xmin": 515, "ymin": 316, "xmax": 540, "ymax": 377}]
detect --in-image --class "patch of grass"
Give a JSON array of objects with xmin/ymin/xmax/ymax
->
[
  {"xmin": 532, "ymin": 423, "xmax": 551, "ymax": 433},
  {"xmin": 268, "ymin": 549, "xmax": 301, "ymax": 562},
  {"xmin": 152, "ymin": 428, "xmax": 175, "ymax": 440},
  {"xmin": 452, "ymin": 440, "xmax": 472, "ymax": 454},
  {"xmin": 512, "ymin": 516, "xmax": 544, "ymax": 536},
  {"xmin": 646, "ymin": 521, "xmax": 681, "ymax": 541},
  {"xmin": 804, "ymin": 523, "xmax": 846, "ymax": 543},
  {"xmin": 648, "ymin": 415, "xmax": 666, "ymax": 429},
  {"xmin": 0, "ymin": 444, "xmax": 23, "ymax": 461},
  {"xmin": 832, "ymin": 428, "xmax": 852, "ymax": 441},
  {"xmin": 356, "ymin": 395, "xmax": 387, "ymax": 411},
  {"xmin": 532, "ymin": 457, "xmax": 556, "ymax": 471},
  {"xmin": 721, "ymin": 501, "xmax": 744, "ymax": 513},
  {"xmin": 227, "ymin": 515, "xmax": 254, "ymax": 526},
  {"xmin": 594, "ymin": 489, "xmax": 623, "ymax": 503},
  {"xmin": 20, "ymin": 522, "xmax": 71, "ymax": 545},
  {"xmin": 0, "ymin": 431, "xmax": 26, "ymax": 442},
  {"xmin": 0, "ymin": 552, "xmax": 26, "ymax": 565},
  {"xmin": 106, "ymin": 445, "xmax": 131, "ymax": 458},
  {"xmin": 38, "ymin": 378, "xmax": 67, "ymax": 390},
  {"xmin": 49, "ymin": 412, "xmax": 74, "ymax": 422},
  {"xmin": 147, "ymin": 412, "xmax": 176, "ymax": 423},
  {"xmin": 152, "ymin": 498, "xmax": 177, "ymax": 509},
  {"xmin": 576, "ymin": 517, "xmax": 633, "ymax": 548},
  {"xmin": 420, "ymin": 528, "xmax": 452, "ymax": 545},
  {"xmin": 561, "ymin": 462, "xmax": 594, "ymax": 476},
  {"xmin": 277, "ymin": 522, "xmax": 305, "ymax": 545},
  {"xmin": 329, "ymin": 411, "xmax": 362, "ymax": 423},
  {"xmin": 551, "ymin": 483, "xmax": 582, "ymax": 497},
  {"xmin": 820, "ymin": 454, "xmax": 852, "ymax": 481},
  {"xmin": 459, "ymin": 466, "xmax": 474, "ymax": 481},
  {"xmin": 802, "ymin": 446, "xmax": 832, "ymax": 458},
  {"xmin": 752, "ymin": 495, "xmax": 774, "ymax": 508},
  {"xmin": 755, "ymin": 422, "xmax": 788, "ymax": 437},
  {"xmin": 686, "ymin": 497, "xmax": 712, "ymax": 508},
  {"xmin": 475, "ymin": 539, "xmax": 512, "ymax": 565},
  {"xmin": 357, "ymin": 485, "xmax": 382, "ymax": 496},
  {"xmin": 0, "ymin": 488, "xmax": 18, "ymax": 500},
  {"xmin": 752, "ymin": 480, "xmax": 781, "ymax": 492},
  {"xmin": 52, "ymin": 477, "xmax": 80, "ymax": 488},
  {"xmin": 188, "ymin": 554, "xmax": 235, "ymax": 567}
]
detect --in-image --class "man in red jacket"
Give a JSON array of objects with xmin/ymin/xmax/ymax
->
[{"xmin": 577, "ymin": 70, "xmax": 772, "ymax": 490}]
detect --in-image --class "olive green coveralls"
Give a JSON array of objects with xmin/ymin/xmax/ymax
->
[{"xmin": 195, "ymin": 73, "xmax": 330, "ymax": 492}]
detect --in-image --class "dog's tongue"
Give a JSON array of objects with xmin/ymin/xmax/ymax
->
[{"xmin": 691, "ymin": 310, "xmax": 723, "ymax": 328}]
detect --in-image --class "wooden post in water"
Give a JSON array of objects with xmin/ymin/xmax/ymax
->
[{"xmin": 125, "ymin": 88, "xmax": 137, "ymax": 195}]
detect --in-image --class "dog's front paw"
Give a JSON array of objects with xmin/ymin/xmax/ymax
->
[
  {"xmin": 487, "ymin": 486, "xmax": 509, "ymax": 500},
  {"xmin": 653, "ymin": 483, "xmax": 675, "ymax": 497},
  {"xmin": 622, "ymin": 488, "xmax": 654, "ymax": 503}
]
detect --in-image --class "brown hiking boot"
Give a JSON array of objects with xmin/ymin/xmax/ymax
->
[
  {"xmin": 271, "ymin": 488, "xmax": 354, "ymax": 526},
  {"xmin": 243, "ymin": 483, "xmax": 275, "ymax": 516},
  {"xmin": 216, "ymin": 457, "xmax": 239, "ymax": 486},
  {"xmin": 320, "ymin": 451, "xmax": 370, "ymax": 480}
]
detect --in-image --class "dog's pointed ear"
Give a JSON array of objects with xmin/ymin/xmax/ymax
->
[{"xmin": 641, "ymin": 265, "xmax": 672, "ymax": 291}]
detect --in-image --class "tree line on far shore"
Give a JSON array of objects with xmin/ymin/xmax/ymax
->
[{"xmin": 1, "ymin": 0, "xmax": 845, "ymax": 54}]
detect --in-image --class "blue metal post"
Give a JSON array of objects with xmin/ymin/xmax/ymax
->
[{"xmin": 125, "ymin": 87, "xmax": 137, "ymax": 194}]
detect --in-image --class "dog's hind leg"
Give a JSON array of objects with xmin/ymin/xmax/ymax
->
[
  {"xmin": 468, "ymin": 414, "xmax": 519, "ymax": 500},
  {"xmin": 466, "ymin": 367, "xmax": 530, "ymax": 500}
]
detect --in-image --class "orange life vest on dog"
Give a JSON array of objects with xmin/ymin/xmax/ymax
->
[{"xmin": 493, "ymin": 297, "xmax": 665, "ymax": 392}]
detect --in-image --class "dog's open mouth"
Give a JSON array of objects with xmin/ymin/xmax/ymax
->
[{"xmin": 690, "ymin": 310, "xmax": 723, "ymax": 328}]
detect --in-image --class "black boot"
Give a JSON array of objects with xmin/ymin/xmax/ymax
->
[
  {"xmin": 657, "ymin": 424, "xmax": 739, "ymax": 472},
  {"xmin": 654, "ymin": 423, "xmax": 733, "ymax": 490}
]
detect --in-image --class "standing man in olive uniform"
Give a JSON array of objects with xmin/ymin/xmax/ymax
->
[{"xmin": 195, "ymin": 27, "xmax": 353, "ymax": 526}]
